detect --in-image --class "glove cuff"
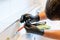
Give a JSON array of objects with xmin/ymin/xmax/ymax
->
[
  {"xmin": 39, "ymin": 29, "xmax": 44, "ymax": 35},
  {"xmin": 33, "ymin": 29, "xmax": 44, "ymax": 35}
]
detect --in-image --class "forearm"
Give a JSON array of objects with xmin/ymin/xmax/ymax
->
[
  {"xmin": 38, "ymin": 11, "xmax": 47, "ymax": 20},
  {"xmin": 43, "ymin": 30, "xmax": 60, "ymax": 39},
  {"xmin": 38, "ymin": 11, "xmax": 60, "ymax": 39}
]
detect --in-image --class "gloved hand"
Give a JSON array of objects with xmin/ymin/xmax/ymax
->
[
  {"xmin": 24, "ymin": 20, "xmax": 44, "ymax": 35},
  {"xmin": 20, "ymin": 14, "xmax": 40, "ymax": 23}
]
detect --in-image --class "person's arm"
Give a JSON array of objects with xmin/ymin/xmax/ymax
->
[
  {"xmin": 38, "ymin": 11, "xmax": 47, "ymax": 20},
  {"xmin": 38, "ymin": 11, "xmax": 60, "ymax": 39},
  {"xmin": 24, "ymin": 20, "xmax": 60, "ymax": 39},
  {"xmin": 43, "ymin": 30, "xmax": 60, "ymax": 39}
]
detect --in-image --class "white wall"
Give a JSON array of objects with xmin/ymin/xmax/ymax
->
[{"xmin": 0, "ymin": 0, "xmax": 30, "ymax": 33}]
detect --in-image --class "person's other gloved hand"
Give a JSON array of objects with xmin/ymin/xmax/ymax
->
[
  {"xmin": 20, "ymin": 14, "xmax": 40, "ymax": 23},
  {"xmin": 24, "ymin": 20, "xmax": 44, "ymax": 35}
]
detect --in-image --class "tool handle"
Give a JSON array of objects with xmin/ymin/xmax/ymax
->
[{"xmin": 17, "ymin": 25, "xmax": 24, "ymax": 32}]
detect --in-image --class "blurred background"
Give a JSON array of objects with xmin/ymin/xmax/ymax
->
[{"xmin": 0, "ymin": 0, "xmax": 51, "ymax": 40}]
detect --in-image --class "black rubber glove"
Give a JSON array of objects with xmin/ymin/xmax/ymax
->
[
  {"xmin": 25, "ymin": 20, "xmax": 44, "ymax": 35},
  {"xmin": 20, "ymin": 14, "xmax": 40, "ymax": 23}
]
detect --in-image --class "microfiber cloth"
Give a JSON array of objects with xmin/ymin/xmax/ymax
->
[{"xmin": 37, "ymin": 24, "xmax": 50, "ymax": 30}]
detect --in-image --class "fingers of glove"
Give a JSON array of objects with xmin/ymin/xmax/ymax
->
[
  {"xmin": 24, "ymin": 25, "xmax": 38, "ymax": 33},
  {"xmin": 24, "ymin": 26, "xmax": 34, "ymax": 33},
  {"xmin": 20, "ymin": 14, "xmax": 30, "ymax": 22},
  {"xmin": 20, "ymin": 15, "xmax": 24, "ymax": 23},
  {"xmin": 20, "ymin": 14, "xmax": 35, "ymax": 23},
  {"xmin": 25, "ymin": 20, "xmax": 31, "ymax": 27},
  {"xmin": 24, "ymin": 25, "xmax": 35, "ymax": 30}
]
